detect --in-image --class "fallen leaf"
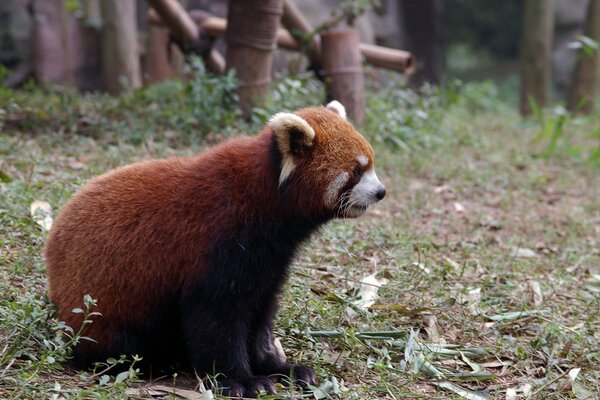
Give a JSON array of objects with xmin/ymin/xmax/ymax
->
[
  {"xmin": 142, "ymin": 384, "xmax": 209, "ymax": 400},
  {"xmin": 568, "ymin": 368, "xmax": 581, "ymax": 383},
  {"xmin": 505, "ymin": 387, "xmax": 517, "ymax": 400},
  {"xmin": 436, "ymin": 381, "xmax": 488, "ymax": 400},
  {"xmin": 487, "ymin": 309, "xmax": 550, "ymax": 322},
  {"xmin": 423, "ymin": 314, "xmax": 442, "ymax": 342},
  {"xmin": 353, "ymin": 273, "xmax": 388, "ymax": 310},
  {"xmin": 273, "ymin": 337, "xmax": 286, "ymax": 362},
  {"xmin": 520, "ymin": 383, "xmax": 532, "ymax": 398},
  {"xmin": 529, "ymin": 280, "xmax": 543, "ymax": 306},
  {"xmin": 67, "ymin": 158, "xmax": 86, "ymax": 170},
  {"xmin": 511, "ymin": 247, "xmax": 538, "ymax": 258},
  {"xmin": 454, "ymin": 202, "xmax": 466, "ymax": 212},
  {"xmin": 30, "ymin": 200, "xmax": 53, "ymax": 230},
  {"xmin": 313, "ymin": 377, "xmax": 340, "ymax": 399}
]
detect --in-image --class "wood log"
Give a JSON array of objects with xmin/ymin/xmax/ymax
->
[
  {"xmin": 359, "ymin": 44, "xmax": 415, "ymax": 74},
  {"xmin": 146, "ymin": 0, "xmax": 198, "ymax": 46},
  {"xmin": 225, "ymin": 0, "xmax": 283, "ymax": 117},
  {"xmin": 101, "ymin": 0, "xmax": 142, "ymax": 94},
  {"xmin": 148, "ymin": 8, "xmax": 224, "ymax": 74},
  {"xmin": 158, "ymin": 13, "xmax": 415, "ymax": 74},
  {"xmin": 520, "ymin": 0, "xmax": 554, "ymax": 116},
  {"xmin": 32, "ymin": 0, "xmax": 104, "ymax": 90},
  {"xmin": 567, "ymin": 0, "xmax": 600, "ymax": 114},
  {"xmin": 321, "ymin": 29, "xmax": 364, "ymax": 124},
  {"xmin": 144, "ymin": 24, "xmax": 174, "ymax": 84}
]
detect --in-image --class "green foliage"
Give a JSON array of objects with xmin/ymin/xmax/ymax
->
[
  {"xmin": 529, "ymin": 98, "xmax": 600, "ymax": 166},
  {"xmin": 2, "ymin": 71, "xmax": 600, "ymax": 398},
  {"xmin": 365, "ymin": 80, "xmax": 447, "ymax": 150},
  {"xmin": 250, "ymin": 73, "xmax": 325, "ymax": 127},
  {"xmin": 569, "ymin": 35, "xmax": 600, "ymax": 58},
  {"xmin": 185, "ymin": 57, "xmax": 241, "ymax": 135}
]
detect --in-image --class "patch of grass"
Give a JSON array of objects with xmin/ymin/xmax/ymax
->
[{"xmin": 1, "ymin": 77, "xmax": 599, "ymax": 399}]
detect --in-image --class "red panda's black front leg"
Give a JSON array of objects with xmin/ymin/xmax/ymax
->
[
  {"xmin": 180, "ymin": 290, "xmax": 276, "ymax": 397},
  {"xmin": 249, "ymin": 297, "xmax": 317, "ymax": 388}
]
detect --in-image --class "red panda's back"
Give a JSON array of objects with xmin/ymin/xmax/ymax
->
[{"xmin": 45, "ymin": 157, "xmax": 201, "ymax": 332}]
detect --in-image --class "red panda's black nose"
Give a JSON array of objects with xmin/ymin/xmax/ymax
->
[{"xmin": 375, "ymin": 187, "xmax": 386, "ymax": 201}]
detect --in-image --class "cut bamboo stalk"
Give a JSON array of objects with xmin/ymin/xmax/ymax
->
[
  {"xmin": 153, "ymin": 12, "xmax": 415, "ymax": 74},
  {"xmin": 322, "ymin": 29, "xmax": 365, "ymax": 124},
  {"xmin": 148, "ymin": 8, "xmax": 224, "ymax": 74},
  {"xmin": 359, "ymin": 43, "xmax": 415, "ymax": 74},
  {"xmin": 146, "ymin": 0, "xmax": 198, "ymax": 47},
  {"xmin": 144, "ymin": 24, "xmax": 173, "ymax": 84},
  {"xmin": 567, "ymin": 0, "xmax": 600, "ymax": 114},
  {"xmin": 100, "ymin": 0, "xmax": 142, "ymax": 94},
  {"xmin": 225, "ymin": 0, "xmax": 283, "ymax": 116}
]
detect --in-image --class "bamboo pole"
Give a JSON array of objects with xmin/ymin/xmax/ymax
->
[
  {"xmin": 225, "ymin": 0, "xmax": 283, "ymax": 116},
  {"xmin": 520, "ymin": 0, "xmax": 554, "ymax": 116},
  {"xmin": 567, "ymin": 0, "xmax": 600, "ymax": 114},
  {"xmin": 151, "ymin": 12, "xmax": 415, "ymax": 74},
  {"xmin": 146, "ymin": 0, "xmax": 198, "ymax": 48},
  {"xmin": 101, "ymin": 0, "xmax": 142, "ymax": 94},
  {"xmin": 322, "ymin": 29, "xmax": 365, "ymax": 124},
  {"xmin": 144, "ymin": 24, "xmax": 173, "ymax": 84},
  {"xmin": 148, "ymin": 7, "xmax": 225, "ymax": 74}
]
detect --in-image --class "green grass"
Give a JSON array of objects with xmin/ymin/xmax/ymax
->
[{"xmin": 1, "ymin": 72, "xmax": 599, "ymax": 399}]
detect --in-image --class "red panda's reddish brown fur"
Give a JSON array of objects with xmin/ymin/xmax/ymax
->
[{"xmin": 45, "ymin": 105, "xmax": 384, "ymax": 397}]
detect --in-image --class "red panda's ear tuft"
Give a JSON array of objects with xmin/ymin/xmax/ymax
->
[
  {"xmin": 326, "ymin": 100, "xmax": 347, "ymax": 120},
  {"xmin": 269, "ymin": 112, "xmax": 315, "ymax": 186}
]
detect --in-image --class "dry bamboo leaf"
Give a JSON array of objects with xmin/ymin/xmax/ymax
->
[
  {"xmin": 30, "ymin": 200, "xmax": 53, "ymax": 230},
  {"xmin": 529, "ymin": 280, "xmax": 543, "ymax": 306},
  {"xmin": 353, "ymin": 273, "xmax": 388, "ymax": 310},
  {"xmin": 505, "ymin": 388, "xmax": 517, "ymax": 400},
  {"xmin": 436, "ymin": 381, "xmax": 489, "ymax": 400},
  {"xmin": 422, "ymin": 314, "xmax": 442, "ymax": 342},
  {"xmin": 142, "ymin": 384, "xmax": 209, "ymax": 400},
  {"xmin": 273, "ymin": 337, "xmax": 286, "ymax": 362},
  {"xmin": 511, "ymin": 247, "xmax": 538, "ymax": 258},
  {"xmin": 453, "ymin": 202, "xmax": 466, "ymax": 212}
]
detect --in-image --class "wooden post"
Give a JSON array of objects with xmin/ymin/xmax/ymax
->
[
  {"xmin": 147, "ymin": 0, "xmax": 199, "ymax": 49},
  {"xmin": 32, "ymin": 0, "xmax": 69, "ymax": 85},
  {"xmin": 225, "ymin": 0, "xmax": 283, "ymax": 117},
  {"xmin": 32, "ymin": 0, "xmax": 104, "ymax": 90},
  {"xmin": 101, "ymin": 0, "xmax": 142, "ymax": 94},
  {"xmin": 149, "ymin": 11, "xmax": 415, "ymax": 75},
  {"xmin": 520, "ymin": 0, "xmax": 555, "ymax": 116},
  {"xmin": 398, "ymin": 0, "xmax": 445, "ymax": 86},
  {"xmin": 567, "ymin": 0, "xmax": 600, "ymax": 114},
  {"xmin": 144, "ymin": 24, "xmax": 174, "ymax": 84},
  {"xmin": 321, "ymin": 29, "xmax": 365, "ymax": 124}
]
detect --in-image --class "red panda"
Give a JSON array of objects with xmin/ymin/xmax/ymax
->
[{"xmin": 44, "ymin": 101, "xmax": 385, "ymax": 397}]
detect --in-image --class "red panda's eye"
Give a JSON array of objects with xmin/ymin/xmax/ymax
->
[{"xmin": 353, "ymin": 166, "xmax": 363, "ymax": 178}]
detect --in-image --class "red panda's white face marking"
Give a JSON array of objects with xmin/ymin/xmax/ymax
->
[
  {"xmin": 272, "ymin": 102, "xmax": 385, "ymax": 218},
  {"xmin": 342, "ymin": 167, "xmax": 385, "ymax": 218},
  {"xmin": 324, "ymin": 171, "xmax": 350, "ymax": 207}
]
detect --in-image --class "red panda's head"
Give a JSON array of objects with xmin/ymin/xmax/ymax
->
[{"xmin": 269, "ymin": 101, "xmax": 386, "ymax": 219}]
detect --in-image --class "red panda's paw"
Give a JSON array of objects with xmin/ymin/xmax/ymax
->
[
  {"xmin": 270, "ymin": 363, "xmax": 317, "ymax": 388},
  {"xmin": 218, "ymin": 376, "xmax": 276, "ymax": 398}
]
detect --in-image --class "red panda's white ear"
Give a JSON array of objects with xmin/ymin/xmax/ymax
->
[
  {"xmin": 326, "ymin": 100, "xmax": 347, "ymax": 120},
  {"xmin": 269, "ymin": 112, "xmax": 315, "ymax": 186}
]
